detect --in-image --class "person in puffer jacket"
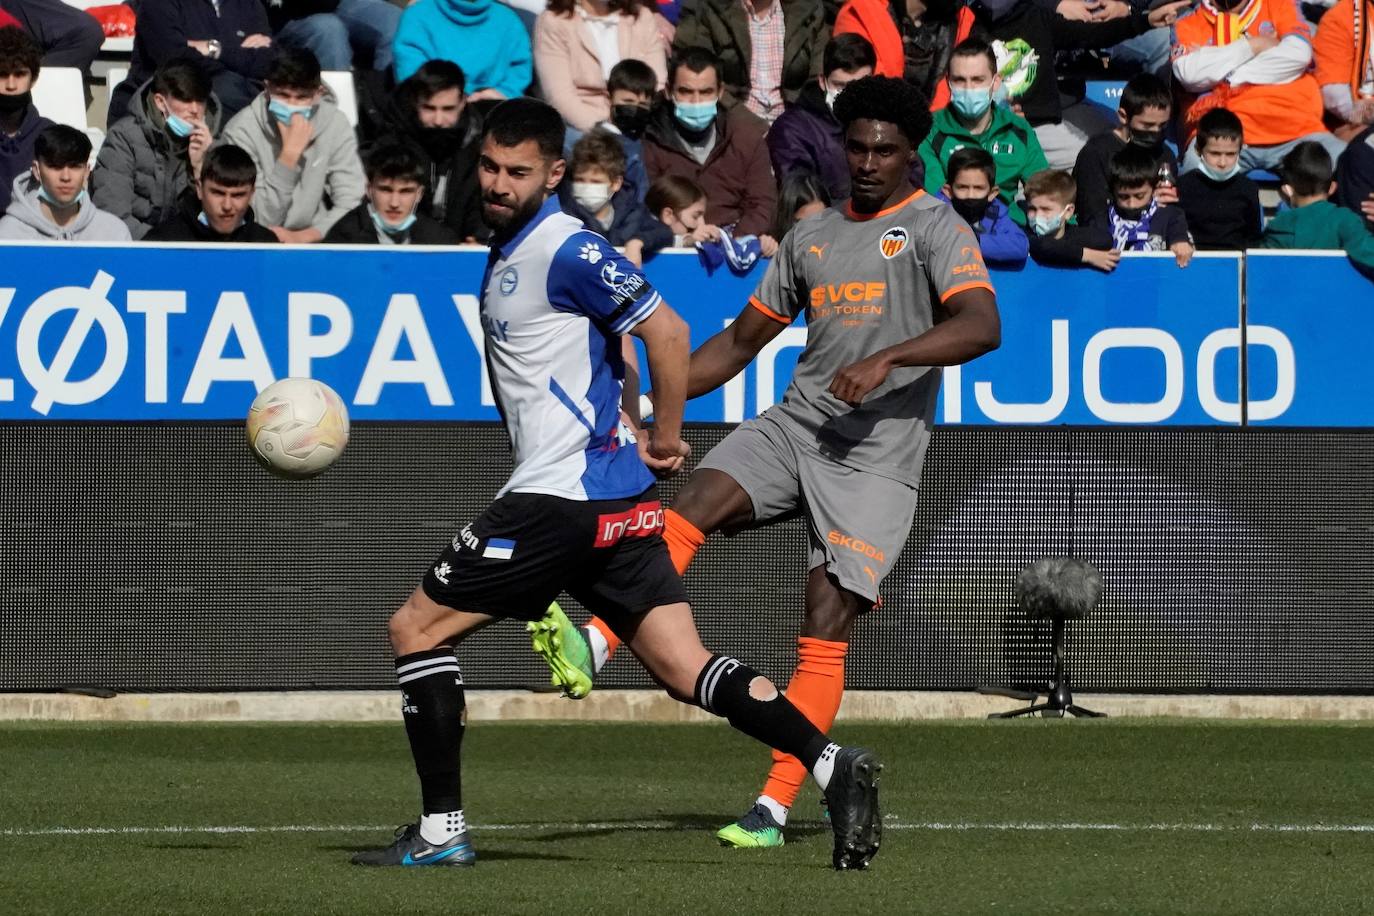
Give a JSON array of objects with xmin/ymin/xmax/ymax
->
[
  {"xmin": 0, "ymin": 124, "xmax": 131, "ymax": 241},
  {"xmin": 91, "ymin": 60, "xmax": 222, "ymax": 240}
]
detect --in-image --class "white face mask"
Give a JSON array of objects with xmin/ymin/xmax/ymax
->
[
  {"xmin": 824, "ymin": 82, "xmax": 841, "ymax": 111},
  {"xmin": 572, "ymin": 181, "xmax": 613, "ymax": 214}
]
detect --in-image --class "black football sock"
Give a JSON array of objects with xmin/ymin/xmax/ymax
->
[{"xmin": 395, "ymin": 648, "xmax": 466, "ymax": 815}]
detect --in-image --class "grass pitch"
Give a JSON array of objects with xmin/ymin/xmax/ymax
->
[{"xmin": 5, "ymin": 718, "xmax": 1374, "ymax": 914}]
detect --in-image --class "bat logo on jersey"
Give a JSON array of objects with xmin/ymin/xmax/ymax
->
[
  {"xmin": 594, "ymin": 501, "xmax": 665, "ymax": 547},
  {"xmin": 600, "ymin": 260, "xmax": 628, "ymax": 288},
  {"xmin": 879, "ymin": 227, "xmax": 909, "ymax": 259}
]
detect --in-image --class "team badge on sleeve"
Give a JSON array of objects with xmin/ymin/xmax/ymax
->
[{"xmin": 879, "ymin": 227, "xmax": 909, "ymax": 259}]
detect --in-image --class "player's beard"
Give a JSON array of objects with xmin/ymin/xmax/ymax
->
[{"xmin": 481, "ymin": 187, "xmax": 546, "ymax": 238}]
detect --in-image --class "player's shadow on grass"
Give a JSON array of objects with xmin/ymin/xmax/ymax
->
[
  {"xmin": 523, "ymin": 813, "xmax": 829, "ymax": 844},
  {"xmin": 320, "ymin": 844, "xmax": 585, "ymax": 863}
]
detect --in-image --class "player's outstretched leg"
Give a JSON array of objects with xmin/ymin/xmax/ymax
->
[{"xmin": 623, "ymin": 601, "xmax": 882, "ymax": 870}]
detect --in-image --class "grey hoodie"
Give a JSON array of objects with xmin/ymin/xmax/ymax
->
[
  {"xmin": 0, "ymin": 173, "xmax": 133, "ymax": 241},
  {"xmin": 216, "ymin": 92, "xmax": 365, "ymax": 235}
]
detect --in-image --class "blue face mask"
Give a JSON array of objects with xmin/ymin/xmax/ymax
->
[
  {"xmin": 1200, "ymin": 159, "xmax": 1242, "ymax": 182},
  {"xmin": 268, "ymin": 98, "xmax": 315, "ymax": 124},
  {"xmin": 674, "ymin": 100, "xmax": 717, "ymax": 132},
  {"xmin": 950, "ymin": 87, "xmax": 994, "ymax": 120},
  {"xmin": 369, "ymin": 203, "xmax": 417, "ymax": 236},
  {"xmin": 165, "ymin": 113, "xmax": 195, "ymax": 138},
  {"xmin": 1031, "ymin": 210, "xmax": 1066, "ymax": 236},
  {"xmin": 37, "ymin": 184, "xmax": 85, "ymax": 209}
]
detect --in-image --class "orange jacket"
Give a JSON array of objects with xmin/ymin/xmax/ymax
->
[
  {"xmin": 832, "ymin": 0, "xmax": 975, "ymax": 110},
  {"xmin": 1173, "ymin": 0, "xmax": 1325, "ymax": 146},
  {"xmin": 1313, "ymin": 0, "xmax": 1373, "ymax": 98}
]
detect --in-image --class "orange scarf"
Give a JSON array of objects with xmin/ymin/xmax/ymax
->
[
  {"xmin": 1354, "ymin": 0, "xmax": 1373, "ymax": 96},
  {"xmin": 1200, "ymin": 0, "xmax": 1265, "ymax": 46}
]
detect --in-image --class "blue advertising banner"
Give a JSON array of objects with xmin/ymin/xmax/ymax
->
[
  {"xmin": 0, "ymin": 242, "xmax": 1258, "ymax": 424},
  {"xmin": 1244, "ymin": 251, "xmax": 1370, "ymax": 427}
]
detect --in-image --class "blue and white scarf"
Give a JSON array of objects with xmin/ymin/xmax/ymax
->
[{"xmin": 1108, "ymin": 199, "xmax": 1159, "ymax": 251}]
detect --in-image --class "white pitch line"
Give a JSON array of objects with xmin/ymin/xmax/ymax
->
[{"xmin": 6, "ymin": 820, "xmax": 1374, "ymax": 838}]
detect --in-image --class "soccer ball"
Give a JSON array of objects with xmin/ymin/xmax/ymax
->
[{"xmin": 246, "ymin": 378, "xmax": 350, "ymax": 479}]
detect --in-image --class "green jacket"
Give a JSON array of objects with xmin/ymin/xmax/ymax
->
[
  {"xmin": 1261, "ymin": 200, "xmax": 1374, "ymax": 271},
  {"xmin": 918, "ymin": 105, "xmax": 1048, "ymax": 226}
]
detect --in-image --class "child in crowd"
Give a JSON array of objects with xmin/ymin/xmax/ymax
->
[
  {"xmin": 1071, "ymin": 72, "xmax": 1179, "ymax": 227},
  {"xmin": 1022, "ymin": 169, "xmax": 1121, "ymax": 272},
  {"xmin": 1178, "ymin": 108, "xmax": 1263, "ymax": 250},
  {"xmin": 594, "ymin": 59, "xmax": 656, "ymax": 203},
  {"xmin": 939, "ymin": 146, "xmax": 1027, "ymax": 267},
  {"xmin": 563, "ymin": 129, "xmax": 669, "ymax": 266},
  {"xmin": 773, "ymin": 170, "xmax": 830, "ymax": 240},
  {"xmin": 1103, "ymin": 144, "xmax": 1194, "ymax": 268},
  {"xmin": 647, "ymin": 174, "xmax": 714, "ymax": 247},
  {"xmin": 0, "ymin": 124, "xmax": 130, "ymax": 241},
  {"xmin": 1262, "ymin": 141, "xmax": 1374, "ymax": 271}
]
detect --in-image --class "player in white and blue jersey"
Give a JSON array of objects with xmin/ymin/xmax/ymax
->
[{"xmin": 351, "ymin": 99, "xmax": 884, "ymax": 872}]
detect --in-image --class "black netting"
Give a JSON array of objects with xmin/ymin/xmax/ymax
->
[{"xmin": 2, "ymin": 423, "xmax": 1372, "ymax": 693}]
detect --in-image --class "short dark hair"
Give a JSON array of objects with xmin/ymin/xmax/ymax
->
[
  {"xmin": 832, "ymin": 75, "xmax": 933, "ymax": 147},
  {"xmin": 399, "ymin": 58, "xmax": 466, "ymax": 110},
  {"xmin": 1025, "ymin": 168, "xmax": 1076, "ymax": 204},
  {"xmin": 1118, "ymin": 72, "xmax": 1172, "ymax": 119},
  {"xmin": 1280, "ymin": 141, "xmax": 1334, "ymax": 197},
  {"xmin": 774, "ymin": 169, "xmax": 831, "ymax": 238},
  {"xmin": 201, "ymin": 144, "xmax": 258, "ymax": 188},
  {"xmin": 484, "ymin": 97, "xmax": 566, "ymax": 160},
  {"xmin": 607, "ymin": 58, "xmax": 657, "ymax": 98},
  {"xmin": 0, "ymin": 25, "xmax": 41, "ymax": 81},
  {"xmin": 1196, "ymin": 107, "xmax": 1244, "ymax": 150},
  {"xmin": 152, "ymin": 59, "xmax": 211, "ymax": 104},
  {"xmin": 823, "ymin": 34, "xmax": 876, "ymax": 77},
  {"xmin": 571, "ymin": 129, "xmax": 627, "ymax": 180},
  {"xmin": 949, "ymin": 37, "xmax": 998, "ymax": 75},
  {"xmin": 645, "ymin": 174, "xmax": 705, "ymax": 217},
  {"xmin": 946, "ymin": 146, "xmax": 997, "ymax": 187},
  {"xmin": 266, "ymin": 47, "xmax": 322, "ymax": 93},
  {"xmin": 1108, "ymin": 143, "xmax": 1159, "ymax": 193},
  {"xmin": 33, "ymin": 125, "xmax": 91, "ymax": 168},
  {"xmin": 668, "ymin": 46, "xmax": 721, "ymax": 88},
  {"xmin": 365, "ymin": 140, "xmax": 427, "ymax": 184}
]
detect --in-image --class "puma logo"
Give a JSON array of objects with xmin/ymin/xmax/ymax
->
[{"xmin": 809, "ymin": 243, "xmax": 829, "ymax": 260}]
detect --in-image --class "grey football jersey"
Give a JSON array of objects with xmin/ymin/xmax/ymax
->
[{"xmin": 749, "ymin": 190, "xmax": 994, "ymax": 486}]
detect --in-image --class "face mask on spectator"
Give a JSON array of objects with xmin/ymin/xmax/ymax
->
[
  {"xmin": 674, "ymin": 100, "xmax": 717, "ymax": 132},
  {"xmin": 573, "ymin": 182, "xmax": 613, "ymax": 213},
  {"xmin": 1128, "ymin": 128, "xmax": 1164, "ymax": 149},
  {"xmin": 1200, "ymin": 160, "xmax": 1242, "ymax": 182},
  {"xmin": 950, "ymin": 87, "xmax": 993, "ymax": 120},
  {"xmin": 268, "ymin": 98, "xmax": 316, "ymax": 124},
  {"xmin": 1031, "ymin": 209, "xmax": 1067, "ymax": 236},
  {"xmin": 369, "ymin": 202, "xmax": 418, "ymax": 235},
  {"xmin": 164, "ymin": 112, "xmax": 195, "ymax": 138},
  {"xmin": 611, "ymin": 104, "xmax": 650, "ymax": 139},
  {"xmin": 0, "ymin": 90, "xmax": 31, "ymax": 115},
  {"xmin": 37, "ymin": 185, "xmax": 85, "ymax": 209},
  {"xmin": 951, "ymin": 196, "xmax": 991, "ymax": 225},
  {"xmin": 824, "ymin": 83, "xmax": 841, "ymax": 111}
]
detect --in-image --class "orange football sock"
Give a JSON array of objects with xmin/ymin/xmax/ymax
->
[
  {"xmin": 760, "ymin": 637, "xmax": 849, "ymax": 811},
  {"xmin": 584, "ymin": 509, "xmax": 707, "ymax": 662}
]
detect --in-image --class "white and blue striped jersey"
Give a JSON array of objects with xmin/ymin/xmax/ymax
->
[{"xmin": 480, "ymin": 196, "xmax": 661, "ymax": 501}]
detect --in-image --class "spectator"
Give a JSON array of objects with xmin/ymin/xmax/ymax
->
[
  {"xmin": 595, "ymin": 58, "xmax": 656, "ymax": 201},
  {"xmin": 1313, "ymin": 0, "xmax": 1374, "ymax": 140},
  {"xmin": 1023, "ymin": 167, "xmax": 1121, "ymax": 271},
  {"xmin": 1335, "ymin": 125, "xmax": 1374, "ymax": 228},
  {"xmin": 325, "ymin": 140, "xmax": 459, "ymax": 244},
  {"xmin": 1263, "ymin": 140, "xmax": 1374, "ymax": 270},
  {"xmin": 0, "ymin": 0, "xmax": 102, "ymax": 75},
  {"xmin": 772, "ymin": 167, "xmax": 829, "ymax": 238},
  {"xmin": 116, "ymin": 0, "xmax": 276, "ymax": 123},
  {"xmin": 1072, "ymin": 72, "xmax": 1179, "ymax": 227},
  {"xmin": 938, "ymin": 145, "xmax": 1027, "ymax": 266},
  {"xmin": 1103, "ymin": 143, "xmax": 1193, "ymax": 266},
  {"xmin": 0, "ymin": 124, "xmax": 130, "ymax": 240},
  {"xmin": 831, "ymin": 0, "xmax": 976, "ymax": 110},
  {"xmin": 640, "ymin": 48, "xmax": 777, "ymax": 248},
  {"xmin": 145, "ymin": 144, "xmax": 279, "ymax": 242},
  {"xmin": 218, "ymin": 47, "xmax": 365, "ymax": 242},
  {"xmin": 1174, "ymin": 0, "xmax": 1346, "ymax": 173},
  {"xmin": 974, "ymin": 0, "xmax": 1187, "ymax": 170},
  {"xmin": 268, "ymin": 0, "xmax": 402, "ymax": 73},
  {"xmin": 91, "ymin": 60, "xmax": 220, "ymax": 240},
  {"xmin": 918, "ymin": 38, "xmax": 1048, "ymax": 225},
  {"xmin": 561, "ymin": 128, "xmax": 670, "ymax": 264},
  {"xmin": 1178, "ymin": 108, "xmax": 1263, "ymax": 250},
  {"xmin": 767, "ymin": 33, "xmax": 875, "ymax": 200},
  {"xmin": 672, "ymin": 0, "xmax": 826, "ymax": 123},
  {"xmin": 0, "ymin": 25, "xmax": 50, "ymax": 216},
  {"xmin": 393, "ymin": 0, "xmax": 532, "ymax": 99},
  {"xmin": 534, "ymin": 0, "xmax": 667, "ymax": 133},
  {"xmin": 645, "ymin": 172, "xmax": 715, "ymax": 245}
]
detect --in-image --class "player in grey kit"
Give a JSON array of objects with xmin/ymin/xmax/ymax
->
[{"xmin": 533, "ymin": 76, "xmax": 1002, "ymax": 848}]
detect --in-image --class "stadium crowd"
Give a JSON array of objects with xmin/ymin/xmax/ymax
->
[{"xmin": 0, "ymin": 0, "xmax": 1372, "ymax": 268}]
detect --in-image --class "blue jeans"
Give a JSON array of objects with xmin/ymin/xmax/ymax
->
[
  {"xmin": 1182, "ymin": 131, "xmax": 1349, "ymax": 174},
  {"xmin": 1109, "ymin": 27, "xmax": 1172, "ymax": 78},
  {"xmin": 276, "ymin": 0, "xmax": 401, "ymax": 71}
]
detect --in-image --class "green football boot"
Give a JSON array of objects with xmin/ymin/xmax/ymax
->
[
  {"xmin": 527, "ymin": 602, "xmax": 594, "ymax": 699},
  {"xmin": 716, "ymin": 803, "xmax": 785, "ymax": 849}
]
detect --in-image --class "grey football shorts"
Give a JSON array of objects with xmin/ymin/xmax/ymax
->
[{"xmin": 695, "ymin": 413, "xmax": 919, "ymax": 605}]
